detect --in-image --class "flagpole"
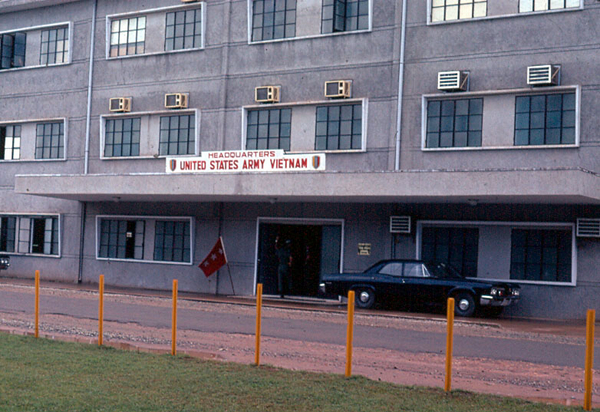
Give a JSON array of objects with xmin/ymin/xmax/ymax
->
[
  {"xmin": 219, "ymin": 236, "xmax": 236, "ymax": 296},
  {"xmin": 226, "ymin": 263, "xmax": 236, "ymax": 296}
]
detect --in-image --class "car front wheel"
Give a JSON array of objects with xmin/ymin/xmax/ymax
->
[
  {"xmin": 354, "ymin": 288, "xmax": 375, "ymax": 309},
  {"xmin": 453, "ymin": 292, "xmax": 475, "ymax": 317}
]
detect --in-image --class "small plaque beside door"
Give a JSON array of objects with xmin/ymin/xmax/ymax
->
[{"xmin": 358, "ymin": 243, "xmax": 371, "ymax": 256}]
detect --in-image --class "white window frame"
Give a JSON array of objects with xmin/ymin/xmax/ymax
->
[
  {"xmin": 95, "ymin": 215, "xmax": 194, "ymax": 265},
  {"xmin": 0, "ymin": 22, "xmax": 72, "ymax": 72},
  {"xmin": 105, "ymin": 3, "xmax": 206, "ymax": 60},
  {"xmin": 421, "ymin": 85, "xmax": 580, "ymax": 151},
  {"xmin": 241, "ymin": 98, "xmax": 368, "ymax": 154},
  {"xmin": 99, "ymin": 109, "xmax": 200, "ymax": 160},
  {"xmin": 0, "ymin": 117, "xmax": 68, "ymax": 162},
  {"xmin": 427, "ymin": 0, "xmax": 582, "ymax": 25},
  {"xmin": 416, "ymin": 220, "xmax": 577, "ymax": 286},
  {"xmin": 0, "ymin": 213, "xmax": 61, "ymax": 258},
  {"xmin": 247, "ymin": 0, "xmax": 372, "ymax": 44}
]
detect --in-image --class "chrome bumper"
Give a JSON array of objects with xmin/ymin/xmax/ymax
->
[{"xmin": 480, "ymin": 295, "xmax": 519, "ymax": 307}]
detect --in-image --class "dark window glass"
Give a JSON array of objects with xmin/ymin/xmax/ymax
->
[
  {"xmin": 105, "ymin": 118, "xmax": 141, "ymax": 157},
  {"xmin": 165, "ymin": 8, "xmax": 202, "ymax": 51},
  {"xmin": 109, "ymin": 16, "xmax": 146, "ymax": 57},
  {"xmin": 159, "ymin": 114, "xmax": 196, "ymax": 156},
  {"xmin": 30, "ymin": 217, "xmax": 59, "ymax": 255},
  {"xmin": 99, "ymin": 219, "xmax": 144, "ymax": 260},
  {"xmin": 510, "ymin": 229, "xmax": 572, "ymax": 282},
  {"xmin": 0, "ymin": 32, "xmax": 26, "ymax": 70},
  {"xmin": 246, "ymin": 108, "xmax": 291, "ymax": 150},
  {"xmin": 0, "ymin": 216, "xmax": 16, "ymax": 253},
  {"xmin": 154, "ymin": 221, "xmax": 191, "ymax": 262},
  {"xmin": 421, "ymin": 227, "xmax": 479, "ymax": 277},
  {"xmin": 35, "ymin": 122, "xmax": 64, "ymax": 159},
  {"xmin": 252, "ymin": 0, "xmax": 296, "ymax": 41},
  {"xmin": 321, "ymin": 0, "xmax": 369, "ymax": 34},
  {"xmin": 40, "ymin": 27, "xmax": 69, "ymax": 65},
  {"xmin": 514, "ymin": 93, "xmax": 576, "ymax": 146},
  {"xmin": 315, "ymin": 104, "xmax": 362, "ymax": 150},
  {"xmin": 426, "ymin": 98, "xmax": 483, "ymax": 148}
]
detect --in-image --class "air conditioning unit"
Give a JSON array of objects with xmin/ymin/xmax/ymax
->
[
  {"xmin": 577, "ymin": 218, "xmax": 600, "ymax": 238},
  {"xmin": 527, "ymin": 65, "xmax": 560, "ymax": 86},
  {"xmin": 165, "ymin": 93, "xmax": 188, "ymax": 109},
  {"xmin": 109, "ymin": 97, "xmax": 131, "ymax": 113},
  {"xmin": 437, "ymin": 71, "xmax": 469, "ymax": 92},
  {"xmin": 324, "ymin": 80, "xmax": 352, "ymax": 99},
  {"xmin": 255, "ymin": 86, "xmax": 280, "ymax": 103},
  {"xmin": 390, "ymin": 216, "xmax": 411, "ymax": 234}
]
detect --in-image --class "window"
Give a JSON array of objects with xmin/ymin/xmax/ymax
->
[
  {"xmin": 0, "ymin": 32, "xmax": 26, "ymax": 70},
  {"xmin": 246, "ymin": 108, "xmax": 291, "ymax": 150},
  {"xmin": 519, "ymin": 0, "xmax": 579, "ymax": 12},
  {"xmin": 35, "ymin": 122, "xmax": 64, "ymax": 159},
  {"xmin": 30, "ymin": 218, "xmax": 59, "ymax": 255},
  {"xmin": 109, "ymin": 16, "xmax": 146, "ymax": 57},
  {"xmin": 154, "ymin": 220, "xmax": 191, "ymax": 262},
  {"xmin": 0, "ymin": 125, "xmax": 21, "ymax": 160},
  {"xmin": 379, "ymin": 262, "xmax": 403, "ymax": 276},
  {"xmin": 0, "ymin": 217, "xmax": 16, "ymax": 253},
  {"xmin": 403, "ymin": 263, "xmax": 427, "ymax": 278},
  {"xmin": 431, "ymin": 0, "xmax": 487, "ymax": 22},
  {"xmin": 98, "ymin": 219, "xmax": 145, "ymax": 260},
  {"xmin": 421, "ymin": 227, "xmax": 479, "ymax": 277},
  {"xmin": 514, "ymin": 93, "xmax": 575, "ymax": 146},
  {"xmin": 40, "ymin": 27, "xmax": 69, "ymax": 65},
  {"xmin": 426, "ymin": 99, "xmax": 483, "ymax": 148},
  {"xmin": 315, "ymin": 104, "xmax": 362, "ymax": 150},
  {"xmin": 510, "ymin": 229, "xmax": 572, "ymax": 282},
  {"xmin": 165, "ymin": 9, "xmax": 202, "ymax": 51},
  {"xmin": 105, "ymin": 118, "xmax": 141, "ymax": 157},
  {"xmin": 321, "ymin": 0, "xmax": 369, "ymax": 33},
  {"xmin": 251, "ymin": 0, "xmax": 296, "ymax": 41},
  {"xmin": 159, "ymin": 114, "xmax": 196, "ymax": 156}
]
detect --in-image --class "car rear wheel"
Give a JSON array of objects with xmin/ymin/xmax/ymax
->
[
  {"xmin": 354, "ymin": 288, "xmax": 375, "ymax": 309},
  {"xmin": 453, "ymin": 292, "xmax": 475, "ymax": 317}
]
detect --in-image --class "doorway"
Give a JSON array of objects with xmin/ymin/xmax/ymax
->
[{"xmin": 256, "ymin": 220, "xmax": 343, "ymax": 297}]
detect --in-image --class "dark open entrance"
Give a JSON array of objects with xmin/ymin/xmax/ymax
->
[{"xmin": 257, "ymin": 222, "xmax": 342, "ymax": 297}]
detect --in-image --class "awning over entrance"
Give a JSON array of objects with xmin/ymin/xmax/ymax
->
[{"xmin": 14, "ymin": 168, "xmax": 600, "ymax": 204}]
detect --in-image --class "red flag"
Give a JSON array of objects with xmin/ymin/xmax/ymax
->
[{"xmin": 199, "ymin": 237, "xmax": 227, "ymax": 277}]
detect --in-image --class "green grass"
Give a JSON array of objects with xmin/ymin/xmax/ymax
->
[{"xmin": 0, "ymin": 333, "xmax": 593, "ymax": 412}]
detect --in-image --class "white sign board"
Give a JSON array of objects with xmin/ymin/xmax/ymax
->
[{"xmin": 166, "ymin": 150, "xmax": 326, "ymax": 174}]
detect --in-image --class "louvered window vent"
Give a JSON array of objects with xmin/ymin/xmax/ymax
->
[
  {"xmin": 390, "ymin": 216, "xmax": 411, "ymax": 234},
  {"xmin": 576, "ymin": 218, "xmax": 600, "ymax": 238}
]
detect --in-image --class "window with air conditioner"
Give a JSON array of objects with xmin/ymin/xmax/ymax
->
[
  {"xmin": 426, "ymin": 98, "xmax": 483, "ymax": 148},
  {"xmin": 431, "ymin": 0, "xmax": 487, "ymax": 22}
]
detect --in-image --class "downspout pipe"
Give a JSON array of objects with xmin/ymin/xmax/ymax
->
[
  {"xmin": 78, "ymin": 0, "xmax": 97, "ymax": 283},
  {"xmin": 394, "ymin": 0, "xmax": 408, "ymax": 171}
]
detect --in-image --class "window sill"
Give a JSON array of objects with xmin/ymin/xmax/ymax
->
[
  {"xmin": 0, "ymin": 158, "xmax": 67, "ymax": 163},
  {"xmin": 0, "ymin": 252, "xmax": 60, "ymax": 258},
  {"xmin": 248, "ymin": 28, "xmax": 371, "ymax": 45},
  {"xmin": 288, "ymin": 149, "xmax": 366, "ymax": 154},
  {"xmin": 0, "ymin": 62, "xmax": 71, "ymax": 73},
  {"xmin": 427, "ymin": 5, "xmax": 582, "ymax": 26},
  {"xmin": 422, "ymin": 144, "xmax": 579, "ymax": 152},
  {"xmin": 96, "ymin": 257, "xmax": 193, "ymax": 266},
  {"xmin": 100, "ymin": 154, "xmax": 198, "ymax": 160},
  {"xmin": 106, "ymin": 47, "xmax": 204, "ymax": 61}
]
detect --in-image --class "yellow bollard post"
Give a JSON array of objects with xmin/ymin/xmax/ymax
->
[
  {"xmin": 34, "ymin": 270, "xmax": 40, "ymax": 339},
  {"xmin": 445, "ymin": 297, "xmax": 455, "ymax": 392},
  {"xmin": 255, "ymin": 283, "xmax": 263, "ymax": 366},
  {"xmin": 171, "ymin": 279, "xmax": 178, "ymax": 356},
  {"xmin": 98, "ymin": 275, "xmax": 104, "ymax": 346},
  {"xmin": 345, "ymin": 290, "xmax": 355, "ymax": 378},
  {"xmin": 584, "ymin": 309, "xmax": 596, "ymax": 411}
]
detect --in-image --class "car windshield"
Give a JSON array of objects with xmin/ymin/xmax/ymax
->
[{"xmin": 425, "ymin": 262, "xmax": 464, "ymax": 279}]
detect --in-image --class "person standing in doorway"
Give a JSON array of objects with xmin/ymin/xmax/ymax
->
[{"xmin": 276, "ymin": 237, "xmax": 292, "ymax": 298}]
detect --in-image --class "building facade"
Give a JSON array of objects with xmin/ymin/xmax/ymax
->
[{"xmin": 0, "ymin": 0, "xmax": 598, "ymax": 319}]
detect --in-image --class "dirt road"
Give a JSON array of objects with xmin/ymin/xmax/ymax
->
[{"xmin": 0, "ymin": 282, "xmax": 597, "ymax": 409}]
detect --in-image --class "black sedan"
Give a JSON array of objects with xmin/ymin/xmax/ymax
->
[{"xmin": 319, "ymin": 260, "xmax": 520, "ymax": 317}]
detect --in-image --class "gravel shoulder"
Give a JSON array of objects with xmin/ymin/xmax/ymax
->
[{"xmin": 0, "ymin": 283, "xmax": 597, "ymax": 409}]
